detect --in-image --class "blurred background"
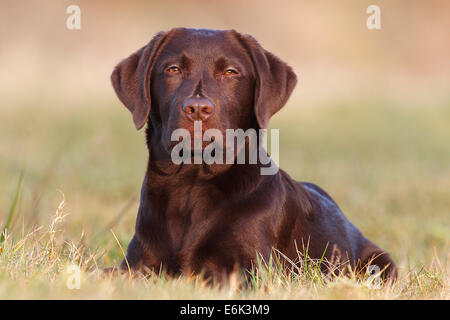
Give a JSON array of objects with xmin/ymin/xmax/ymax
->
[{"xmin": 0, "ymin": 0, "xmax": 449, "ymax": 268}]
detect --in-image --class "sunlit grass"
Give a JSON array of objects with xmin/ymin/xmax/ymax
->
[
  {"xmin": 0, "ymin": 97, "xmax": 449, "ymax": 299},
  {"xmin": 0, "ymin": 201, "xmax": 446, "ymax": 299}
]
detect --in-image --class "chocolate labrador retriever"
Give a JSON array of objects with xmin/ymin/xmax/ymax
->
[{"xmin": 111, "ymin": 28, "xmax": 397, "ymax": 281}]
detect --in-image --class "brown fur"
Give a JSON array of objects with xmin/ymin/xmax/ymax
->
[{"xmin": 110, "ymin": 28, "xmax": 397, "ymax": 282}]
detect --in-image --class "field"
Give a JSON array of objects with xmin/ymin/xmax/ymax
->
[{"xmin": 0, "ymin": 96, "xmax": 448, "ymax": 299}]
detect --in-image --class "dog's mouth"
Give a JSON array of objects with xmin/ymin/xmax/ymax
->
[
  {"xmin": 166, "ymin": 130, "xmax": 228, "ymax": 167},
  {"xmin": 178, "ymin": 143, "xmax": 217, "ymax": 158},
  {"xmin": 176, "ymin": 150, "xmax": 213, "ymax": 160},
  {"xmin": 168, "ymin": 131, "xmax": 223, "ymax": 149}
]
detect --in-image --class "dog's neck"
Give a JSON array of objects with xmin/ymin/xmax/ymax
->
[
  {"xmin": 142, "ymin": 122, "xmax": 278, "ymax": 210},
  {"xmin": 145, "ymin": 153, "xmax": 267, "ymax": 192}
]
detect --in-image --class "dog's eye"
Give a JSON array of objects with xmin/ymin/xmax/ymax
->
[
  {"xmin": 224, "ymin": 68, "xmax": 239, "ymax": 76},
  {"xmin": 167, "ymin": 66, "xmax": 181, "ymax": 74}
]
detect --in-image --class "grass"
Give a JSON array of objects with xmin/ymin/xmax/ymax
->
[
  {"xmin": 1, "ymin": 160, "xmax": 24, "ymax": 242},
  {"xmin": 0, "ymin": 97, "xmax": 449, "ymax": 299}
]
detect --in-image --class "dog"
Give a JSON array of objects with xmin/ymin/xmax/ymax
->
[{"xmin": 110, "ymin": 28, "xmax": 397, "ymax": 282}]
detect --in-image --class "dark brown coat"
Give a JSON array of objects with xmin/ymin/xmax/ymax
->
[{"xmin": 110, "ymin": 28, "xmax": 397, "ymax": 281}]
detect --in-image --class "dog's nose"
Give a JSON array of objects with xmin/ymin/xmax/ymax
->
[{"xmin": 182, "ymin": 97, "xmax": 215, "ymax": 121}]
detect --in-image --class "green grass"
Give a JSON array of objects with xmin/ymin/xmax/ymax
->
[{"xmin": 0, "ymin": 97, "xmax": 448, "ymax": 299}]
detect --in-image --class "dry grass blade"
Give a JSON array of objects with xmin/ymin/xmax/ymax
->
[{"xmin": 1, "ymin": 163, "xmax": 25, "ymax": 243}]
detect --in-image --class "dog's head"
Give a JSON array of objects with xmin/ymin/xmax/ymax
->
[{"xmin": 111, "ymin": 28, "xmax": 296, "ymax": 161}]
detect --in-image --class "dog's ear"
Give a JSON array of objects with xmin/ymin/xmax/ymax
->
[
  {"xmin": 111, "ymin": 31, "xmax": 169, "ymax": 130},
  {"xmin": 235, "ymin": 32, "xmax": 297, "ymax": 129}
]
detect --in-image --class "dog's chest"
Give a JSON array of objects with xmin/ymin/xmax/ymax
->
[{"xmin": 165, "ymin": 198, "xmax": 219, "ymax": 252}]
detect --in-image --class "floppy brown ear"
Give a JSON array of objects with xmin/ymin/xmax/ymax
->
[
  {"xmin": 236, "ymin": 33, "xmax": 297, "ymax": 129},
  {"xmin": 111, "ymin": 31, "xmax": 169, "ymax": 130}
]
